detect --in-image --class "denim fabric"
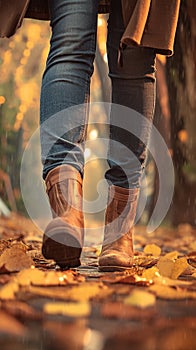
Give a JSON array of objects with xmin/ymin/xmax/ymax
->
[
  {"xmin": 40, "ymin": 0, "xmax": 156, "ymax": 188},
  {"xmin": 105, "ymin": 0, "xmax": 156, "ymax": 188}
]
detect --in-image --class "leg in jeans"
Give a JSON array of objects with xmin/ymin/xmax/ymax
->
[
  {"xmin": 40, "ymin": 0, "xmax": 98, "ymax": 268},
  {"xmin": 40, "ymin": 0, "xmax": 98, "ymax": 180},
  {"xmin": 105, "ymin": 0, "xmax": 156, "ymax": 189},
  {"xmin": 99, "ymin": 0, "xmax": 156, "ymax": 271}
]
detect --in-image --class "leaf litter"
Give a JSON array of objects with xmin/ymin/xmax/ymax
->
[{"xmin": 0, "ymin": 214, "xmax": 196, "ymax": 343}]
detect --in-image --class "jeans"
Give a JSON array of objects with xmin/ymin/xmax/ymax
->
[{"xmin": 40, "ymin": 0, "xmax": 156, "ymax": 188}]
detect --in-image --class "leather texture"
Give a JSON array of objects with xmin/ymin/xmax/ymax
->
[
  {"xmin": 98, "ymin": 185, "xmax": 139, "ymax": 271},
  {"xmin": 42, "ymin": 164, "xmax": 84, "ymax": 268}
]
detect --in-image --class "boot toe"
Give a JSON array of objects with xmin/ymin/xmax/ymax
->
[
  {"xmin": 42, "ymin": 217, "xmax": 82, "ymax": 268},
  {"xmin": 98, "ymin": 250, "xmax": 134, "ymax": 272}
]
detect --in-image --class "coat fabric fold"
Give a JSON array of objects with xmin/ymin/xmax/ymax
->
[{"xmin": 0, "ymin": 0, "xmax": 180, "ymax": 56}]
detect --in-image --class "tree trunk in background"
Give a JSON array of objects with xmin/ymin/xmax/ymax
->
[{"xmin": 166, "ymin": 0, "xmax": 196, "ymax": 226}]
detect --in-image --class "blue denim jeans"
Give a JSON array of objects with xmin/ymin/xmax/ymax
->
[{"xmin": 40, "ymin": 0, "xmax": 156, "ymax": 188}]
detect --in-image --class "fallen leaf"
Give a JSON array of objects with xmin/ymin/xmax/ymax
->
[
  {"xmin": 124, "ymin": 290, "xmax": 156, "ymax": 308},
  {"xmin": 0, "ymin": 310, "xmax": 27, "ymax": 336},
  {"xmin": 157, "ymin": 256, "xmax": 189, "ymax": 279},
  {"xmin": 157, "ymin": 257, "xmax": 174, "ymax": 278},
  {"xmin": 0, "ymin": 244, "xmax": 34, "ymax": 273},
  {"xmin": 0, "ymin": 274, "xmax": 12, "ymax": 285},
  {"xmin": 141, "ymin": 266, "xmax": 195, "ymax": 290},
  {"xmin": 16, "ymin": 267, "xmax": 45, "ymax": 286},
  {"xmin": 16, "ymin": 268, "xmax": 85, "ymax": 286},
  {"xmin": 26, "ymin": 282, "xmax": 113, "ymax": 301},
  {"xmin": 0, "ymin": 281, "xmax": 19, "ymax": 300},
  {"xmin": 2, "ymin": 300, "xmax": 42, "ymax": 320},
  {"xmin": 149, "ymin": 284, "xmax": 196, "ymax": 300},
  {"xmin": 100, "ymin": 268, "xmax": 139, "ymax": 282},
  {"xmin": 42, "ymin": 270, "xmax": 85, "ymax": 285},
  {"xmin": 100, "ymin": 270, "xmax": 152, "ymax": 286},
  {"xmin": 117, "ymin": 275, "xmax": 152, "ymax": 286},
  {"xmin": 187, "ymin": 252, "xmax": 196, "ymax": 268},
  {"xmin": 101, "ymin": 302, "xmax": 156, "ymax": 320},
  {"xmin": 142, "ymin": 266, "xmax": 159, "ymax": 280},
  {"xmin": 134, "ymin": 255, "xmax": 158, "ymax": 268},
  {"xmin": 170, "ymin": 257, "xmax": 189, "ymax": 279},
  {"xmin": 43, "ymin": 301, "xmax": 91, "ymax": 317},
  {"xmin": 162, "ymin": 251, "xmax": 180, "ymax": 260},
  {"xmin": 189, "ymin": 241, "xmax": 196, "ymax": 251},
  {"xmin": 10, "ymin": 241, "xmax": 28, "ymax": 252},
  {"xmin": 144, "ymin": 244, "xmax": 161, "ymax": 256},
  {"xmin": 0, "ymin": 240, "xmax": 11, "ymax": 254}
]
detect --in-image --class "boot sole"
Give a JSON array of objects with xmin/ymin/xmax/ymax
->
[
  {"xmin": 42, "ymin": 231, "xmax": 82, "ymax": 268},
  {"xmin": 56, "ymin": 257, "xmax": 81, "ymax": 269},
  {"xmin": 98, "ymin": 265, "xmax": 133, "ymax": 272}
]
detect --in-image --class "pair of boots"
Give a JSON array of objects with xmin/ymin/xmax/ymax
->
[{"xmin": 42, "ymin": 165, "xmax": 139, "ymax": 271}]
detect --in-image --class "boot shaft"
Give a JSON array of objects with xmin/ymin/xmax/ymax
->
[
  {"xmin": 104, "ymin": 185, "xmax": 139, "ymax": 245},
  {"xmin": 45, "ymin": 165, "xmax": 83, "ymax": 218}
]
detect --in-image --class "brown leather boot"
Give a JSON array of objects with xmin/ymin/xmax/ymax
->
[
  {"xmin": 42, "ymin": 165, "xmax": 84, "ymax": 268},
  {"xmin": 98, "ymin": 185, "xmax": 139, "ymax": 271}
]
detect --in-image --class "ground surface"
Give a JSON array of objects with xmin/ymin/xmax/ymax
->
[{"xmin": 0, "ymin": 214, "xmax": 196, "ymax": 350}]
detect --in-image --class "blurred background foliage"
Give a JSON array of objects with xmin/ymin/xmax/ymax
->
[{"xmin": 0, "ymin": 3, "xmax": 195, "ymax": 228}]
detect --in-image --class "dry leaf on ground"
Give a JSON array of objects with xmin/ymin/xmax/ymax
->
[
  {"xmin": 157, "ymin": 256, "xmax": 189, "ymax": 279},
  {"xmin": 16, "ymin": 268, "xmax": 85, "ymax": 286},
  {"xmin": 101, "ymin": 272, "xmax": 152, "ymax": 287},
  {"xmin": 142, "ymin": 266, "xmax": 159, "ymax": 280},
  {"xmin": 124, "ymin": 289, "xmax": 156, "ymax": 308},
  {"xmin": 16, "ymin": 268, "xmax": 45, "ymax": 286},
  {"xmin": 43, "ymin": 301, "xmax": 91, "ymax": 317},
  {"xmin": 101, "ymin": 302, "xmax": 156, "ymax": 320},
  {"xmin": 134, "ymin": 255, "xmax": 158, "ymax": 268},
  {"xmin": 0, "ymin": 240, "xmax": 11, "ymax": 255},
  {"xmin": 187, "ymin": 252, "xmax": 196, "ymax": 268},
  {"xmin": 0, "ymin": 310, "xmax": 27, "ymax": 336},
  {"xmin": 0, "ymin": 281, "xmax": 19, "ymax": 300},
  {"xmin": 0, "ymin": 274, "xmax": 12, "ymax": 285},
  {"xmin": 162, "ymin": 251, "xmax": 180, "ymax": 260},
  {"xmin": 149, "ymin": 284, "xmax": 196, "ymax": 300},
  {"xmin": 0, "ymin": 244, "xmax": 34, "ymax": 273},
  {"xmin": 26, "ymin": 282, "xmax": 113, "ymax": 301},
  {"xmin": 143, "ymin": 244, "xmax": 161, "ymax": 256},
  {"xmin": 141, "ymin": 266, "xmax": 196, "ymax": 293},
  {"xmin": 2, "ymin": 300, "xmax": 42, "ymax": 320},
  {"xmin": 170, "ymin": 257, "xmax": 189, "ymax": 279}
]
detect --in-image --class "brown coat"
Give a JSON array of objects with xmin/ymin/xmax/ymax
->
[{"xmin": 0, "ymin": 0, "xmax": 180, "ymax": 56}]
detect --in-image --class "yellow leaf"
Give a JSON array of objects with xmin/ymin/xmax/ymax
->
[
  {"xmin": 144, "ymin": 244, "xmax": 161, "ymax": 256},
  {"xmin": 0, "ymin": 282, "xmax": 19, "ymax": 300},
  {"xmin": 124, "ymin": 290, "xmax": 156, "ymax": 308},
  {"xmin": 149, "ymin": 284, "xmax": 196, "ymax": 300},
  {"xmin": 162, "ymin": 251, "xmax": 180, "ymax": 261},
  {"xmin": 16, "ymin": 268, "xmax": 83, "ymax": 286},
  {"xmin": 95, "ymin": 246, "xmax": 102, "ymax": 257},
  {"xmin": 142, "ymin": 266, "xmax": 160, "ymax": 280},
  {"xmin": 157, "ymin": 257, "xmax": 174, "ymax": 277},
  {"xmin": 157, "ymin": 256, "xmax": 189, "ymax": 279},
  {"xmin": 154, "ymin": 274, "xmax": 193, "ymax": 287},
  {"xmin": 43, "ymin": 302, "xmax": 91, "ymax": 318},
  {"xmin": 28, "ymin": 282, "xmax": 113, "ymax": 301},
  {"xmin": 16, "ymin": 268, "xmax": 45, "ymax": 286},
  {"xmin": 171, "ymin": 257, "xmax": 189, "ymax": 279},
  {"xmin": 189, "ymin": 241, "xmax": 196, "ymax": 251}
]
